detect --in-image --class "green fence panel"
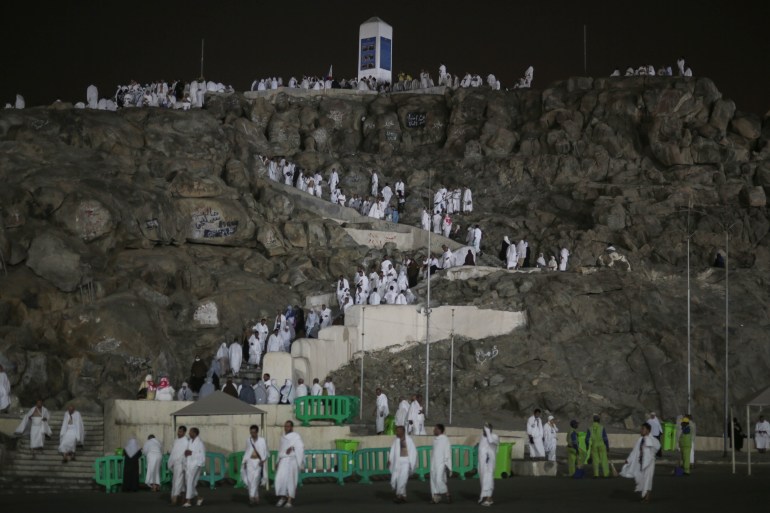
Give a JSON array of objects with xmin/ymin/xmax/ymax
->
[
  {"xmin": 227, "ymin": 451, "xmax": 246, "ymax": 488},
  {"xmin": 93, "ymin": 455, "xmax": 124, "ymax": 493},
  {"xmin": 294, "ymin": 396, "xmax": 357, "ymax": 426},
  {"xmin": 414, "ymin": 446, "xmax": 432, "ymax": 481},
  {"xmin": 198, "ymin": 452, "xmax": 227, "ymax": 489},
  {"xmin": 353, "ymin": 447, "xmax": 391, "ymax": 484},
  {"xmin": 300, "ymin": 449, "xmax": 354, "ymax": 485},
  {"xmin": 451, "ymin": 445, "xmax": 476, "ymax": 480}
]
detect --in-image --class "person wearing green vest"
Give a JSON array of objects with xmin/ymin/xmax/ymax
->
[
  {"xmin": 585, "ymin": 414, "xmax": 610, "ymax": 478},
  {"xmin": 678, "ymin": 417, "xmax": 693, "ymax": 475},
  {"xmin": 567, "ymin": 420, "xmax": 585, "ymax": 476}
]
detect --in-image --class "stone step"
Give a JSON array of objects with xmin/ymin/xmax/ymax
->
[
  {"xmin": 6, "ymin": 468, "xmax": 94, "ymax": 479},
  {"xmin": 0, "ymin": 476, "xmax": 95, "ymax": 493}
]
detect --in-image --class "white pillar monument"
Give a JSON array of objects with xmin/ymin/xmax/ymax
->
[{"xmin": 357, "ymin": 17, "xmax": 393, "ymax": 84}]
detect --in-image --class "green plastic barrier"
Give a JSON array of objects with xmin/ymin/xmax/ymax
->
[
  {"xmin": 334, "ymin": 440, "xmax": 360, "ymax": 471},
  {"xmin": 384, "ymin": 415, "xmax": 396, "ymax": 435},
  {"xmin": 451, "ymin": 445, "xmax": 476, "ymax": 480},
  {"xmin": 494, "ymin": 442, "xmax": 514, "ymax": 478},
  {"xmin": 198, "ymin": 452, "xmax": 227, "ymax": 489},
  {"xmin": 662, "ymin": 422, "xmax": 677, "ymax": 451},
  {"xmin": 414, "ymin": 446, "xmax": 432, "ymax": 481},
  {"xmin": 353, "ymin": 447, "xmax": 391, "ymax": 484},
  {"xmin": 93, "ymin": 455, "xmax": 124, "ymax": 493},
  {"xmin": 138, "ymin": 453, "xmax": 172, "ymax": 489},
  {"xmin": 300, "ymin": 449, "xmax": 354, "ymax": 485},
  {"xmin": 295, "ymin": 395, "xmax": 358, "ymax": 426},
  {"xmin": 227, "ymin": 451, "xmax": 246, "ymax": 488}
]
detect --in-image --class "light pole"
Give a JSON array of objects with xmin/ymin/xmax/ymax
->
[{"xmin": 686, "ymin": 202, "xmax": 692, "ymax": 415}]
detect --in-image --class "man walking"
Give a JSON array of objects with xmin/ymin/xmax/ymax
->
[
  {"xmin": 375, "ymin": 388, "xmax": 389, "ymax": 435},
  {"xmin": 182, "ymin": 427, "xmax": 206, "ymax": 507},
  {"xmin": 586, "ymin": 414, "xmax": 610, "ymax": 478},
  {"xmin": 388, "ymin": 426, "xmax": 416, "ymax": 503},
  {"xmin": 430, "ymin": 424, "xmax": 452, "ymax": 503},
  {"xmin": 275, "ymin": 420, "xmax": 304, "ymax": 507}
]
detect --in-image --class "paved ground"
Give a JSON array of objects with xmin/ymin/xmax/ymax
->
[{"xmin": 3, "ymin": 464, "xmax": 768, "ymax": 513}]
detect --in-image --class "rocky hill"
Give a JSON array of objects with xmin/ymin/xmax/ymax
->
[{"xmin": 1, "ymin": 77, "xmax": 769, "ymax": 433}]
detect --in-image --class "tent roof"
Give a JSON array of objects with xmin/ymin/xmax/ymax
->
[
  {"xmin": 363, "ymin": 16, "xmax": 387, "ymax": 24},
  {"xmin": 172, "ymin": 391, "xmax": 267, "ymax": 417},
  {"xmin": 744, "ymin": 385, "xmax": 770, "ymax": 406}
]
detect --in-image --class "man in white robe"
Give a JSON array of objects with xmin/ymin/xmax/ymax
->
[
  {"xmin": 280, "ymin": 326, "xmax": 293, "ymax": 352},
  {"xmin": 622, "ymin": 422, "xmax": 660, "ymax": 503},
  {"xmin": 168, "ymin": 425, "xmax": 188, "ymax": 505},
  {"xmin": 381, "ymin": 184, "xmax": 393, "ymax": 205},
  {"xmin": 0, "ymin": 364, "xmax": 11, "ymax": 413},
  {"xmin": 305, "ymin": 310, "xmax": 319, "ymax": 338},
  {"xmin": 320, "ymin": 304, "xmax": 332, "ymax": 328},
  {"xmin": 441, "ymin": 245, "xmax": 453, "ymax": 270},
  {"xmin": 407, "ymin": 395, "xmax": 426, "ymax": 435},
  {"xmin": 229, "ymin": 339, "xmax": 243, "ymax": 376},
  {"xmin": 242, "ymin": 425, "xmax": 268, "ymax": 505},
  {"xmin": 274, "ymin": 421, "xmax": 305, "ymax": 508},
  {"xmin": 375, "ymin": 388, "xmax": 389, "ymax": 434},
  {"xmin": 58, "ymin": 405, "xmax": 85, "ymax": 463},
  {"xmin": 143, "ymin": 434, "xmax": 163, "ymax": 491},
  {"xmin": 86, "ymin": 84, "xmax": 99, "ymax": 109},
  {"xmin": 506, "ymin": 242, "xmax": 518, "ymax": 270},
  {"xmin": 527, "ymin": 409, "xmax": 546, "ymax": 459},
  {"xmin": 183, "ymin": 427, "xmax": 206, "ymax": 507},
  {"xmin": 15, "ymin": 399, "xmax": 51, "ymax": 452},
  {"xmin": 472, "ymin": 225, "xmax": 482, "ymax": 253},
  {"xmin": 478, "ymin": 424, "xmax": 499, "ymax": 506},
  {"xmin": 432, "ymin": 213, "xmax": 442, "ymax": 234},
  {"xmin": 329, "ymin": 169, "xmax": 339, "ymax": 193},
  {"xmin": 442, "ymin": 214, "xmax": 452, "ymax": 238},
  {"xmin": 430, "ymin": 424, "xmax": 452, "ymax": 504},
  {"xmin": 266, "ymin": 328, "xmax": 282, "ymax": 353},
  {"xmin": 216, "ymin": 343, "xmax": 230, "ymax": 376},
  {"xmin": 394, "ymin": 398, "xmax": 410, "ymax": 427},
  {"xmin": 255, "ymin": 318, "xmax": 269, "ymax": 347},
  {"xmin": 295, "ymin": 378, "xmax": 309, "ymax": 398},
  {"xmin": 755, "ymin": 415, "xmax": 770, "ymax": 452},
  {"xmin": 280, "ymin": 379, "xmax": 296, "ymax": 404},
  {"xmin": 544, "ymin": 416, "xmax": 558, "ymax": 462},
  {"xmin": 369, "ymin": 289, "xmax": 381, "ymax": 305},
  {"xmin": 310, "ymin": 378, "xmax": 323, "ymax": 396},
  {"xmin": 463, "ymin": 188, "xmax": 473, "ymax": 213},
  {"xmin": 536, "ymin": 253, "xmax": 547, "ymax": 268},
  {"xmin": 395, "ymin": 180, "xmax": 405, "ymax": 197},
  {"xmin": 267, "ymin": 379, "xmax": 281, "ymax": 404},
  {"xmin": 516, "ymin": 239, "xmax": 528, "ymax": 268},
  {"xmin": 421, "ymin": 208, "xmax": 431, "ymax": 231},
  {"xmin": 323, "ymin": 377, "xmax": 336, "ymax": 396},
  {"xmin": 388, "ymin": 426, "xmax": 417, "ymax": 503},
  {"xmin": 559, "ymin": 247, "xmax": 570, "ymax": 271},
  {"xmin": 248, "ymin": 330, "xmax": 262, "ymax": 367},
  {"xmin": 548, "ymin": 255, "xmax": 558, "ymax": 271}
]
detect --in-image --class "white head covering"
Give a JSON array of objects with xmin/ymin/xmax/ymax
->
[
  {"xmin": 504, "ymin": 236, "xmax": 510, "ymax": 244},
  {"xmin": 124, "ymin": 437, "xmax": 140, "ymax": 458}
]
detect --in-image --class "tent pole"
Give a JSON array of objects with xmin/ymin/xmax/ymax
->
[
  {"xmin": 360, "ymin": 307, "xmax": 365, "ymax": 420},
  {"xmin": 449, "ymin": 308, "xmax": 455, "ymax": 425},
  {"xmin": 730, "ymin": 406, "xmax": 735, "ymax": 474},
  {"xmin": 747, "ymin": 406, "xmax": 752, "ymax": 476}
]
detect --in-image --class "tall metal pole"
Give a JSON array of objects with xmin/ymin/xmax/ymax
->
[
  {"xmin": 449, "ymin": 309, "xmax": 455, "ymax": 425},
  {"xmin": 360, "ymin": 306, "xmax": 365, "ymax": 420},
  {"xmin": 583, "ymin": 25, "xmax": 587, "ymax": 75},
  {"xmin": 686, "ymin": 203, "xmax": 692, "ymax": 415},
  {"xmin": 425, "ymin": 170, "xmax": 432, "ymax": 418},
  {"xmin": 200, "ymin": 39, "xmax": 205, "ymax": 79},
  {"xmin": 723, "ymin": 232, "xmax": 729, "ymax": 456}
]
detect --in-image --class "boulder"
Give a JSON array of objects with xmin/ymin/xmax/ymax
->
[{"xmin": 25, "ymin": 233, "xmax": 83, "ymax": 292}]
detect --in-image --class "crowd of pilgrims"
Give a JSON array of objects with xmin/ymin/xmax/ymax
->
[{"xmin": 610, "ymin": 57, "xmax": 694, "ymax": 77}]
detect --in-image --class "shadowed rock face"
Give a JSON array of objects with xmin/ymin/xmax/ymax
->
[{"xmin": 0, "ymin": 78, "xmax": 768, "ymax": 432}]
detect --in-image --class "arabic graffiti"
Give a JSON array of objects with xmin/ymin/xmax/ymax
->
[
  {"xmin": 406, "ymin": 112, "xmax": 427, "ymax": 128},
  {"xmin": 367, "ymin": 231, "xmax": 398, "ymax": 248},
  {"xmin": 475, "ymin": 345, "xmax": 499, "ymax": 364},
  {"xmin": 190, "ymin": 207, "xmax": 239, "ymax": 239}
]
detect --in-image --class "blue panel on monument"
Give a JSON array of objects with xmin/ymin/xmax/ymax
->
[
  {"xmin": 360, "ymin": 37, "xmax": 376, "ymax": 71},
  {"xmin": 380, "ymin": 37, "xmax": 392, "ymax": 71}
]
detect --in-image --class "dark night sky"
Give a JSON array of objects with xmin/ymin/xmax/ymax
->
[{"xmin": 2, "ymin": 1, "xmax": 769, "ymax": 114}]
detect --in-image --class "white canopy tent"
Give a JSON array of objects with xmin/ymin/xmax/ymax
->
[{"xmin": 732, "ymin": 385, "xmax": 770, "ymax": 475}]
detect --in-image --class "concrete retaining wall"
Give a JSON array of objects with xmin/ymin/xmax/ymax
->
[{"xmin": 290, "ymin": 304, "xmax": 526, "ymax": 384}]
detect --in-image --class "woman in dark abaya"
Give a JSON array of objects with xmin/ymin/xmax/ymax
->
[{"xmin": 122, "ymin": 436, "xmax": 142, "ymax": 492}]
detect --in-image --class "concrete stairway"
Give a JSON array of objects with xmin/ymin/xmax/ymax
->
[{"xmin": 0, "ymin": 412, "xmax": 104, "ymax": 493}]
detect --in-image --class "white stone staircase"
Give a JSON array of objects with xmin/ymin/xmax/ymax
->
[{"xmin": 0, "ymin": 412, "xmax": 104, "ymax": 493}]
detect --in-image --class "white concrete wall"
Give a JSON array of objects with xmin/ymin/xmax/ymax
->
[
  {"xmin": 290, "ymin": 305, "xmax": 526, "ymax": 384},
  {"xmin": 103, "ymin": 400, "xmax": 350, "ymax": 456}
]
